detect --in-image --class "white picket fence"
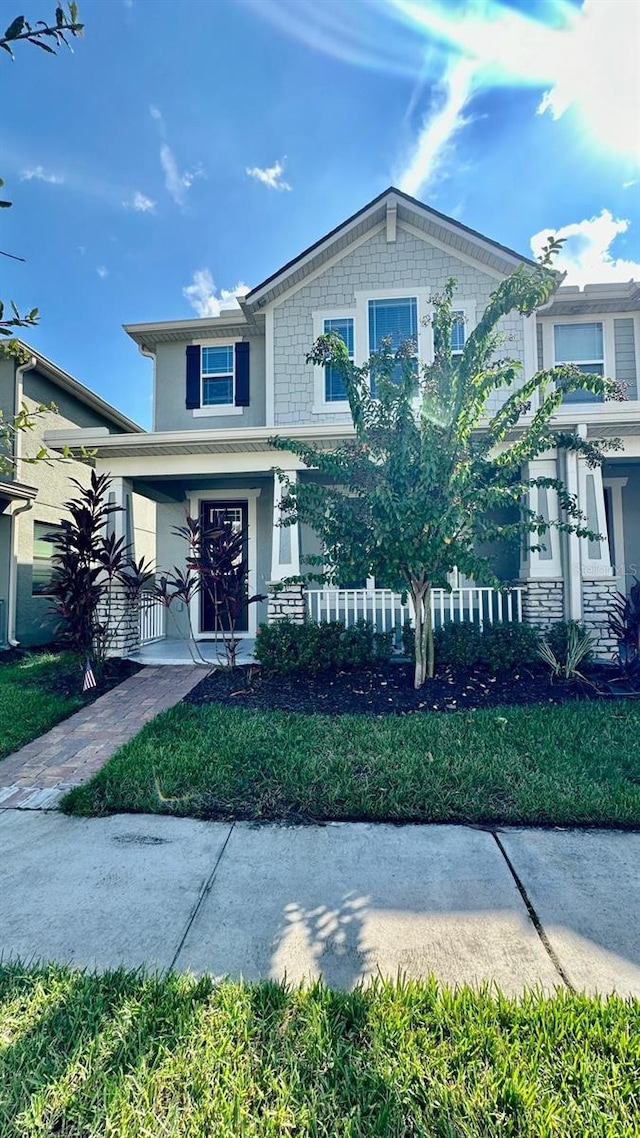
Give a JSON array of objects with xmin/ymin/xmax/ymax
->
[
  {"xmin": 306, "ymin": 586, "xmax": 524, "ymax": 649},
  {"xmin": 139, "ymin": 592, "xmax": 165, "ymax": 644}
]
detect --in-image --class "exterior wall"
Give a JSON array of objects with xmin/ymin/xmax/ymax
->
[
  {"xmin": 521, "ymin": 579, "xmax": 564, "ymax": 630},
  {"xmin": 14, "ymin": 369, "xmax": 123, "ymax": 647},
  {"xmin": 603, "ymin": 459, "xmax": 640, "ymax": 595},
  {"xmin": 0, "ymin": 515, "xmax": 10, "ymax": 646},
  {"xmin": 272, "ymin": 225, "xmax": 522, "ymax": 426},
  {"xmin": 582, "ymin": 579, "xmax": 618, "ymax": 658},
  {"xmin": 130, "ymin": 491, "xmax": 156, "ymax": 566},
  {"xmin": 613, "ymin": 318, "xmax": 637, "ymax": 399},
  {"xmin": 153, "ymin": 334, "xmax": 266, "ymax": 432}
]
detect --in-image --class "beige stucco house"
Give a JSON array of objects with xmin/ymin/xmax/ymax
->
[
  {"xmin": 0, "ymin": 345, "xmax": 150, "ymax": 648},
  {"xmin": 45, "ymin": 188, "xmax": 640, "ymax": 661}
]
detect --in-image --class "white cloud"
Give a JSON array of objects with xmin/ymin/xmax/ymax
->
[
  {"xmin": 530, "ymin": 210, "xmax": 640, "ymax": 287},
  {"xmin": 623, "ymin": 179, "xmax": 638, "ymax": 190},
  {"xmin": 19, "ymin": 165, "xmax": 65, "ymax": 185},
  {"xmin": 399, "ymin": 59, "xmax": 474, "ymax": 195},
  {"xmin": 160, "ymin": 143, "xmax": 196, "ymax": 206},
  {"xmin": 246, "ymin": 159, "xmax": 291, "ymax": 191},
  {"xmin": 183, "ymin": 269, "xmax": 250, "ymax": 318},
  {"xmin": 149, "ymin": 104, "xmax": 163, "ymax": 124},
  {"xmin": 96, "ymin": 265, "xmax": 109, "ymax": 279},
  {"xmin": 123, "ymin": 190, "xmax": 156, "ymax": 213}
]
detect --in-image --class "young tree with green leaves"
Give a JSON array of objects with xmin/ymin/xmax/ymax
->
[{"xmin": 271, "ymin": 248, "xmax": 622, "ymax": 688}]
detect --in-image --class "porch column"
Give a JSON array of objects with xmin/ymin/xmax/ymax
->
[
  {"xmin": 576, "ymin": 452, "xmax": 617, "ymax": 658},
  {"xmin": 98, "ymin": 476, "xmax": 141, "ymax": 658},
  {"xmin": 519, "ymin": 456, "xmax": 564, "ymax": 629},
  {"xmin": 268, "ymin": 469, "xmax": 304, "ymax": 624}
]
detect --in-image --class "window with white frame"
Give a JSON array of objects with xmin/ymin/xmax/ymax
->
[
  {"xmin": 324, "ymin": 316, "xmax": 354, "ymax": 402},
  {"xmin": 451, "ymin": 311, "xmax": 465, "ymax": 356},
  {"xmin": 553, "ymin": 322, "xmax": 604, "ymax": 404},
  {"xmin": 368, "ymin": 297, "xmax": 418, "ymax": 387},
  {"xmin": 201, "ymin": 345, "xmax": 235, "ymax": 406}
]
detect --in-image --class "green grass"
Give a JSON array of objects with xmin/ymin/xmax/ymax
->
[
  {"xmin": 62, "ymin": 700, "xmax": 640, "ymax": 827},
  {"xmin": 0, "ymin": 964, "xmax": 637, "ymax": 1137},
  {"xmin": 0, "ymin": 652, "xmax": 84, "ymax": 760}
]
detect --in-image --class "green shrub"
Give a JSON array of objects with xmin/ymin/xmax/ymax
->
[
  {"xmin": 434, "ymin": 621, "xmax": 484, "ymax": 666},
  {"xmin": 403, "ymin": 619, "xmax": 539, "ymax": 671},
  {"xmin": 254, "ymin": 618, "xmax": 393, "ymax": 673},
  {"xmin": 545, "ymin": 620, "xmax": 593, "ymax": 666},
  {"xmin": 481, "ymin": 621, "xmax": 541, "ymax": 671}
]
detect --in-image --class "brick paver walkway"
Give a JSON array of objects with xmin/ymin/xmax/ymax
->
[{"xmin": 0, "ymin": 666, "xmax": 204, "ymax": 811}]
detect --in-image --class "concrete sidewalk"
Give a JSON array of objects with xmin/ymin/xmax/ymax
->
[{"xmin": 1, "ymin": 813, "xmax": 638, "ymax": 996}]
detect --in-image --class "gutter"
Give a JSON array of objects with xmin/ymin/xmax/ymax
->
[{"xmin": 7, "ymin": 356, "xmax": 37, "ymax": 646}]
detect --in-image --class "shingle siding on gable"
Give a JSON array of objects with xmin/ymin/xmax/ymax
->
[
  {"xmin": 272, "ymin": 225, "xmax": 524, "ymax": 426},
  {"xmin": 613, "ymin": 318, "xmax": 637, "ymax": 399}
]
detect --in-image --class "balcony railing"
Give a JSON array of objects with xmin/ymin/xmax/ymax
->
[{"xmin": 306, "ymin": 586, "xmax": 523, "ymax": 649}]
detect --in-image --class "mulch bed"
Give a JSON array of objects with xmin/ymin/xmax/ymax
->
[{"xmin": 184, "ymin": 661, "xmax": 628, "ymax": 716}]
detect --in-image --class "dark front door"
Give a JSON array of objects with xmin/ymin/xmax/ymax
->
[{"xmin": 199, "ymin": 500, "xmax": 249, "ymax": 633}]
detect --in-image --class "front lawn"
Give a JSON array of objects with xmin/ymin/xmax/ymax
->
[
  {"xmin": 1, "ymin": 964, "xmax": 637, "ymax": 1137},
  {"xmin": 62, "ymin": 699, "xmax": 640, "ymax": 827},
  {"xmin": 0, "ymin": 651, "xmax": 139, "ymax": 760},
  {"xmin": 0, "ymin": 652, "xmax": 84, "ymax": 760}
]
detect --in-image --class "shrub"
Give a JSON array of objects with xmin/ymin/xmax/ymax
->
[
  {"xmin": 481, "ymin": 622, "xmax": 541, "ymax": 672},
  {"xmin": 545, "ymin": 620, "xmax": 593, "ymax": 666},
  {"xmin": 433, "ymin": 622, "xmax": 484, "ymax": 666},
  {"xmin": 254, "ymin": 618, "xmax": 393, "ymax": 674},
  {"xmin": 403, "ymin": 619, "xmax": 540, "ymax": 672}
]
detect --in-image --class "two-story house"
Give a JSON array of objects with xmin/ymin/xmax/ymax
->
[
  {"xmin": 45, "ymin": 188, "xmax": 640, "ymax": 662},
  {"xmin": 0, "ymin": 344, "xmax": 149, "ymax": 649}
]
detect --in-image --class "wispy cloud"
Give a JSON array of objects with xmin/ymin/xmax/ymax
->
[
  {"xmin": 150, "ymin": 104, "xmax": 201, "ymax": 207},
  {"xmin": 623, "ymin": 179, "xmax": 638, "ymax": 190},
  {"xmin": 246, "ymin": 158, "xmax": 291, "ymax": 191},
  {"xmin": 398, "ymin": 60, "xmax": 474, "ymax": 196},
  {"xmin": 123, "ymin": 190, "xmax": 156, "ymax": 213},
  {"xmin": 19, "ymin": 165, "xmax": 65, "ymax": 185},
  {"xmin": 96, "ymin": 265, "xmax": 109, "ymax": 280},
  {"xmin": 530, "ymin": 210, "xmax": 640, "ymax": 287},
  {"xmin": 183, "ymin": 269, "xmax": 250, "ymax": 318}
]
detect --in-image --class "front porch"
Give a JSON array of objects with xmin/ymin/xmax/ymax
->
[{"xmin": 130, "ymin": 636, "xmax": 257, "ymax": 667}]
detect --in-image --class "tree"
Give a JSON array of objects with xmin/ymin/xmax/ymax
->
[
  {"xmin": 271, "ymin": 250, "xmax": 622, "ymax": 688},
  {"xmin": 0, "ymin": 4, "xmax": 83, "ymax": 475}
]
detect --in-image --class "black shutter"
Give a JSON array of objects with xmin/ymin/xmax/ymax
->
[
  {"xmin": 235, "ymin": 341, "xmax": 250, "ymax": 406},
  {"xmin": 186, "ymin": 345, "xmax": 201, "ymax": 409}
]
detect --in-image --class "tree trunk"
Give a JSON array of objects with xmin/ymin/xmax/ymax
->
[{"xmin": 410, "ymin": 581, "xmax": 433, "ymax": 688}]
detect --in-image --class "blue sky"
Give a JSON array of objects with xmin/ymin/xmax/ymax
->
[{"xmin": 3, "ymin": 0, "xmax": 639, "ymax": 428}]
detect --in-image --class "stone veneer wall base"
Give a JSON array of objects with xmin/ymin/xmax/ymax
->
[
  {"xmin": 267, "ymin": 581, "xmax": 306, "ymax": 625},
  {"xmin": 519, "ymin": 579, "xmax": 564, "ymax": 630},
  {"xmin": 96, "ymin": 586, "xmax": 141, "ymax": 659},
  {"xmin": 582, "ymin": 579, "xmax": 619, "ymax": 660}
]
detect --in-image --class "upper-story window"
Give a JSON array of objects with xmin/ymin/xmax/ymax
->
[
  {"xmin": 451, "ymin": 311, "xmax": 466, "ymax": 357},
  {"xmin": 553, "ymin": 322, "xmax": 604, "ymax": 404},
  {"xmin": 324, "ymin": 317, "xmax": 354, "ymax": 402},
  {"xmin": 368, "ymin": 297, "xmax": 418, "ymax": 387},
  {"xmin": 202, "ymin": 345, "xmax": 235, "ymax": 406}
]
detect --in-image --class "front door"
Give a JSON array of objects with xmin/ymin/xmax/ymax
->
[{"xmin": 199, "ymin": 500, "xmax": 249, "ymax": 633}]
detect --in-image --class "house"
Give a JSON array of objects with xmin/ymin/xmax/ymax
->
[
  {"xmin": 45, "ymin": 188, "xmax": 640, "ymax": 661},
  {"xmin": 0, "ymin": 344, "xmax": 151, "ymax": 648}
]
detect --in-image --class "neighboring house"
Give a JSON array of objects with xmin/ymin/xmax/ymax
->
[
  {"xmin": 0, "ymin": 344, "xmax": 151, "ymax": 649},
  {"xmin": 46, "ymin": 188, "xmax": 640, "ymax": 660}
]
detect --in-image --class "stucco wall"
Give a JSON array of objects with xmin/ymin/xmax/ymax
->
[
  {"xmin": 153, "ymin": 335, "xmax": 266, "ymax": 432},
  {"xmin": 272, "ymin": 224, "xmax": 522, "ymax": 426},
  {"xmin": 12, "ymin": 368, "xmax": 133, "ymax": 646}
]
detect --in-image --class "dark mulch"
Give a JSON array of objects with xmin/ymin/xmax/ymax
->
[{"xmin": 184, "ymin": 660, "xmax": 629, "ymax": 716}]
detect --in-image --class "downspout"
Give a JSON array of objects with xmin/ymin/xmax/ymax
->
[{"xmin": 7, "ymin": 356, "xmax": 37, "ymax": 646}]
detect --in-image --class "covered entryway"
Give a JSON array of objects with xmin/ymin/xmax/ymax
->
[{"xmin": 199, "ymin": 499, "xmax": 249, "ymax": 634}]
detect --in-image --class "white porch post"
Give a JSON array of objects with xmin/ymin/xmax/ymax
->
[
  {"xmin": 576, "ymin": 449, "xmax": 617, "ymax": 657},
  {"xmin": 519, "ymin": 456, "xmax": 564, "ymax": 628},
  {"xmin": 268, "ymin": 469, "xmax": 304, "ymax": 624}
]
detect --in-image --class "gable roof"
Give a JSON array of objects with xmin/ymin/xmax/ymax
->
[
  {"xmin": 244, "ymin": 187, "xmax": 539, "ymax": 309},
  {"xmin": 17, "ymin": 342, "xmax": 142, "ymax": 433}
]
